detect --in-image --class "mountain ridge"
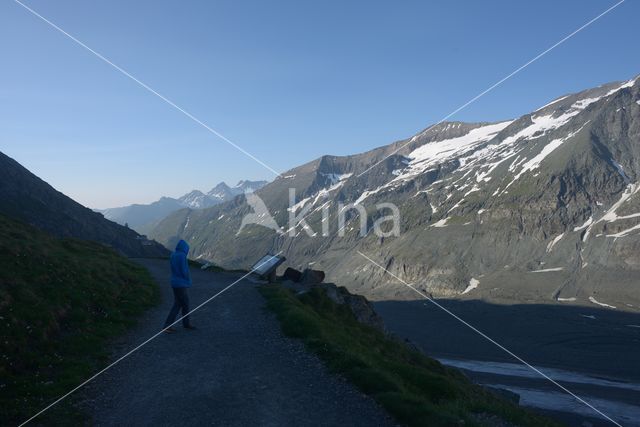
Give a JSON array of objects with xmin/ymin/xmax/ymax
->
[
  {"xmin": 148, "ymin": 74, "xmax": 640, "ymax": 309},
  {"xmin": 100, "ymin": 179, "xmax": 268, "ymax": 232},
  {"xmin": 0, "ymin": 151, "xmax": 168, "ymax": 257}
]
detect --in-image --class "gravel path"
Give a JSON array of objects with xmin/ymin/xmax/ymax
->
[{"xmin": 80, "ymin": 259, "xmax": 394, "ymax": 426}]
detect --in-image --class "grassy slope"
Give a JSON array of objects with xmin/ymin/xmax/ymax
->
[
  {"xmin": 0, "ymin": 214, "xmax": 160, "ymax": 425},
  {"xmin": 260, "ymin": 285, "xmax": 559, "ymax": 427}
]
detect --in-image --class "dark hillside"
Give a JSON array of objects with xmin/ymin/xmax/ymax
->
[
  {"xmin": 0, "ymin": 151, "xmax": 168, "ymax": 257},
  {"xmin": 0, "ymin": 214, "xmax": 160, "ymax": 424}
]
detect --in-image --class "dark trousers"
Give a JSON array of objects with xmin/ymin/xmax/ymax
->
[{"xmin": 164, "ymin": 287, "xmax": 191, "ymax": 328}]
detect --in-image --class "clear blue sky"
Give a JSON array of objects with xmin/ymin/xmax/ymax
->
[{"xmin": 1, "ymin": 0, "xmax": 638, "ymax": 209}]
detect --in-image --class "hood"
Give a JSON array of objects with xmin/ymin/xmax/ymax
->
[{"xmin": 175, "ymin": 239, "xmax": 189, "ymax": 255}]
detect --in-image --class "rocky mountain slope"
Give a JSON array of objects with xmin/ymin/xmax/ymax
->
[
  {"xmin": 100, "ymin": 180, "xmax": 267, "ymax": 232},
  {"xmin": 0, "ymin": 151, "xmax": 167, "ymax": 257},
  {"xmin": 149, "ymin": 75, "xmax": 640, "ymax": 309}
]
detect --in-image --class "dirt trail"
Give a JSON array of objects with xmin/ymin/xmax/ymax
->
[{"xmin": 81, "ymin": 259, "xmax": 394, "ymax": 426}]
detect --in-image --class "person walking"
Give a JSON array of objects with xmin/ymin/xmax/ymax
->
[{"xmin": 163, "ymin": 239, "xmax": 196, "ymax": 333}]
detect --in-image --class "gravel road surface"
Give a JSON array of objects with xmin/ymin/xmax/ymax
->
[{"xmin": 81, "ymin": 259, "xmax": 394, "ymax": 427}]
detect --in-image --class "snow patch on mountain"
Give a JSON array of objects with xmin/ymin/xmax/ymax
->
[
  {"xmin": 387, "ymin": 80, "xmax": 629, "ymax": 198},
  {"xmin": 606, "ymin": 223, "xmax": 640, "ymax": 238},
  {"xmin": 354, "ymin": 187, "xmax": 385, "ymax": 206},
  {"xmin": 547, "ymin": 234, "xmax": 564, "ymax": 252},
  {"xmin": 288, "ymin": 173, "xmax": 353, "ymax": 213},
  {"xmin": 499, "ymin": 77, "xmax": 634, "ymax": 150},
  {"xmin": 589, "ymin": 296, "xmax": 616, "ymax": 309},
  {"xmin": 431, "ymin": 218, "xmax": 450, "ymax": 228},
  {"xmin": 530, "ymin": 267, "xmax": 564, "ymax": 273},
  {"xmin": 207, "ymin": 180, "xmax": 268, "ymax": 202},
  {"xmin": 321, "ymin": 172, "xmax": 353, "ymax": 184},
  {"xmin": 510, "ymin": 122, "xmax": 590, "ymax": 184},
  {"xmin": 462, "ymin": 278, "xmax": 479, "ymax": 294},
  {"xmin": 584, "ymin": 183, "xmax": 640, "ymax": 241},
  {"xmin": 399, "ymin": 121, "xmax": 512, "ymax": 181},
  {"xmin": 289, "ymin": 196, "xmax": 312, "ymax": 213},
  {"xmin": 573, "ymin": 217, "xmax": 593, "ymax": 232},
  {"xmin": 179, "ymin": 190, "xmax": 213, "ymax": 209}
]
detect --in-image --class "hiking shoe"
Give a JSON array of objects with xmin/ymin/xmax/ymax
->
[
  {"xmin": 163, "ymin": 327, "xmax": 177, "ymax": 333},
  {"xmin": 184, "ymin": 325, "xmax": 197, "ymax": 330}
]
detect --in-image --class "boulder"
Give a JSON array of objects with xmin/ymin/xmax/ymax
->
[
  {"xmin": 283, "ymin": 267, "xmax": 303, "ymax": 283},
  {"xmin": 301, "ymin": 269, "xmax": 325, "ymax": 285},
  {"xmin": 320, "ymin": 283, "xmax": 385, "ymax": 332}
]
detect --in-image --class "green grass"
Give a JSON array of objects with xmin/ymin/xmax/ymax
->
[
  {"xmin": 0, "ymin": 214, "xmax": 160, "ymax": 425},
  {"xmin": 260, "ymin": 285, "xmax": 559, "ymax": 427}
]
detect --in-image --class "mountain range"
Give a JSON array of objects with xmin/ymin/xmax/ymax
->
[
  {"xmin": 0, "ymin": 151, "xmax": 168, "ymax": 258},
  {"xmin": 148, "ymin": 75, "xmax": 640, "ymax": 310},
  {"xmin": 99, "ymin": 180, "xmax": 267, "ymax": 233}
]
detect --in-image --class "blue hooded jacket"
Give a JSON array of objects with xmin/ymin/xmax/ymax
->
[{"xmin": 170, "ymin": 240, "xmax": 192, "ymax": 288}]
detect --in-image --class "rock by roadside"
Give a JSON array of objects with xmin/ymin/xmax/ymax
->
[{"xmin": 280, "ymin": 279, "xmax": 386, "ymax": 332}]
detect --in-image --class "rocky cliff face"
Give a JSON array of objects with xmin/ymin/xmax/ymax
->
[
  {"xmin": 0, "ymin": 152, "xmax": 168, "ymax": 258},
  {"xmin": 149, "ymin": 75, "xmax": 640, "ymax": 309}
]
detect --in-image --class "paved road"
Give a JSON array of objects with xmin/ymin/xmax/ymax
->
[{"xmin": 81, "ymin": 259, "xmax": 394, "ymax": 426}]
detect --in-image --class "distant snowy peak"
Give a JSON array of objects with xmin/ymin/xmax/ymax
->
[
  {"xmin": 100, "ymin": 178, "xmax": 269, "ymax": 231},
  {"xmin": 178, "ymin": 190, "xmax": 216, "ymax": 209},
  {"xmin": 167, "ymin": 179, "xmax": 269, "ymax": 209},
  {"xmin": 207, "ymin": 182, "xmax": 233, "ymax": 200},
  {"xmin": 233, "ymin": 180, "xmax": 268, "ymax": 193},
  {"xmin": 206, "ymin": 180, "xmax": 268, "ymax": 201}
]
